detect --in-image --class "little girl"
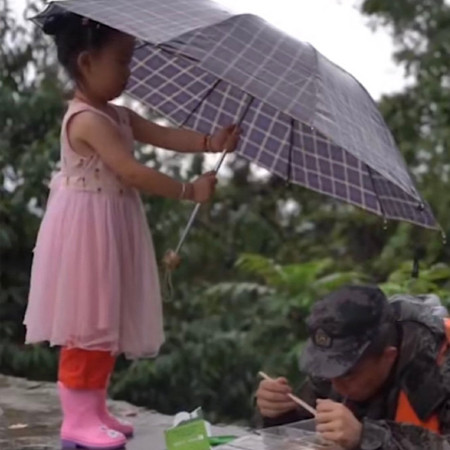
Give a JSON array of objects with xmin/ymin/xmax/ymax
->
[{"xmin": 24, "ymin": 11, "xmax": 240, "ymax": 450}]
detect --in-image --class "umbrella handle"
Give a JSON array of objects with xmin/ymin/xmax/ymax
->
[{"xmin": 174, "ymin": 148, "xmax": 228, "ymax": 254}]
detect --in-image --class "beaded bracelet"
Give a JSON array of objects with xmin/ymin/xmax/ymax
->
[{"xmin": 203, "ymin": 134, "xmax": 212, "ymax": 152}]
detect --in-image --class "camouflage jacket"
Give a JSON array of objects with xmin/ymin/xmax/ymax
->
[{"xmin": 262, "ymin": 300, "xmax": 450, "ymax": 450}]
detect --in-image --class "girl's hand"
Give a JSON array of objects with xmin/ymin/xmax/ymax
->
[
  {"xmin": 209, "ymin": 124, "xmax": 241, "ymax": 153},
  {"xmin": 191, "ymin": 171, "xmax": 217, "ymax": 203}
]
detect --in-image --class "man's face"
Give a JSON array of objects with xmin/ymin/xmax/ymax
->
[{"xmin": 330, "ymin": 346, "xmax": 398, "ymax": 402}]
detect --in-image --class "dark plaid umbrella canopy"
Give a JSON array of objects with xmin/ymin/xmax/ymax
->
[{"xmin": 34, "ymin": 0, "xmax": 438, "ymax": 230}]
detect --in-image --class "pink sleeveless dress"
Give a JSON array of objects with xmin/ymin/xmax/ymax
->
[{"xmin": 24, "ymin": 100, "xmax": 164, "ymax": 359}]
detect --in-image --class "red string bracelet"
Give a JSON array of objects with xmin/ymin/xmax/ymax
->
[{"xmin": 202, "ymin": 134, "xmax": 212, "ymax": 152}]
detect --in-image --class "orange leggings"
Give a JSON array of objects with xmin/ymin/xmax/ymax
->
[{"xmin": 58, "ymin": 348, "xmax": 116, "ymax": 390}]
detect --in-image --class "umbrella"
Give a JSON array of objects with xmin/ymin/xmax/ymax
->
[{"xmin": 33, "ymin": 0, "xmax": 440, "ymax": 254}]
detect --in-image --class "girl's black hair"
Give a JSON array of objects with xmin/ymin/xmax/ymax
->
[{"xmin": 42, "ymin": 11, "xmax": 119, "ymax": 80}]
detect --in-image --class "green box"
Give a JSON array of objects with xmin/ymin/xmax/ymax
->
[{"xmin": 165, "ymin": 418, "xmax": 210, "ymax": 450}]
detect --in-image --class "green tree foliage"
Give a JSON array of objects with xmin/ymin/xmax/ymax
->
[
  {"xmin": 111, "ymin": 254, "xmax": 450, "ymax": 422},
  {"xmin": 360, "ymin": 0, "xmax": 450, "ymax": 265},
  {"xmin": 0, "ymin": 0, "xmax": 64, "ymax": 374}
]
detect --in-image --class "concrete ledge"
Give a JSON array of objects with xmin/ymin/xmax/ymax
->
[{"xmin": 0, "ymin": 375, "xmax": 246, "ymax": 449}]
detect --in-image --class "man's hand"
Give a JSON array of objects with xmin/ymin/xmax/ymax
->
[
  {"xmin": 256, "ymin": 377, "xmax": 297, "ymax": 418},
  {"xmin": 316, "ymin": 399, "xmax": 362, "ymax": 450}
]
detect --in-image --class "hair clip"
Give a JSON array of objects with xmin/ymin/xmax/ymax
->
[{"xmin": 82, "ymin": 17, "xmax": 89, "ymax": 26}]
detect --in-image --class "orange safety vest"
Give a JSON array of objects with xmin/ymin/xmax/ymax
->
[{"xmin": 395, "ymin": 318, "xmax": 450, "ymax": 433}]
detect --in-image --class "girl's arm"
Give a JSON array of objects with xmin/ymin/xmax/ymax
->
[
  {"xmin": 69, "ymin": 111, "xmax": 215, "ymax": 202},
  {"xmin": 128, "ymin": 108, "xmax": 207, "ymax": 153},
  {"xmin": 127, "ymin": 108, "xmax": 240, "ymax": 154}
]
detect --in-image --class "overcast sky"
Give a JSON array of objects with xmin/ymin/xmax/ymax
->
[
  {"xmin": 11, "ymin": 0, "xmax": 404, "ymax": 100},
  {"xmin": 216, "ymin": 0, "xmax": 405, "ymax": 100}
]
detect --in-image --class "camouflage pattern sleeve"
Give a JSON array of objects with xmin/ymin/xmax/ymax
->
[
  {"xmin": 360, "ymin": 419, "xmax": 450, "ymax": 450},
  {"xmin": 359, "ymin": 347, "xmax": 450, "ymax": 450}
]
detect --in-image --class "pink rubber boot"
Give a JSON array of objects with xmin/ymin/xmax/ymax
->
[
  {"xmin": 58, "ymin": 382, "xmax": 127, "ymax": 449},
  {"xmin": 97, "ymin": 389, "xmax": 134, "ymax": 438}
]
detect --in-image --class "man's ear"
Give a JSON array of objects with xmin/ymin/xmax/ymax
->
[{"xmin": 383, "ymin": 346, "xmax": 398, "ymax": 364}]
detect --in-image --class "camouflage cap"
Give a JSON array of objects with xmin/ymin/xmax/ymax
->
[{"xmin": 299, "ymin": 285, "xmax": 392, "ymax": 379}]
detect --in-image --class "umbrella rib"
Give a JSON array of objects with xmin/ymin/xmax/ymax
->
[
  {"xmin": 158, "ymin": 44, "xmax": 202, "ymax": 65},
  {"xmin": 180, "ymin": 79, "xmax": 221, "ymax": 128},
  {"xmin": 366, "ymin": 164, "xmax": 386, "ymax": 220},
  {"xmin": 237, "ymin": 95, "xmax": 255, "ymax": 126},
  {"xmin": 286, "ymin": 118, "xmax": 294, "ymax": 184}
]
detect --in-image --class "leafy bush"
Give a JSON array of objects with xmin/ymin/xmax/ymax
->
[
  {"xmin": 110, "ymin": 255, "xmax": 376, "ymax": 422},
  {"xmin": 109, "ymin": 256, "xmax": 450, "ymax": 423}
]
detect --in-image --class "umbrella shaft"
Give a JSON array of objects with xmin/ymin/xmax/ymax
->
[
  {"xmin": 174, "ymin": 148, "xmax": 228, "ymax": 254},
  {"xmin": 212, "ymin": 147, "xmax": 229, "ymax": 171}
]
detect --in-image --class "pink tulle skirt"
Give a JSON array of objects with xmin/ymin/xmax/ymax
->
[{"xmin": 24, "ymin": 186, "xmax": 164, "ymax": 359}]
